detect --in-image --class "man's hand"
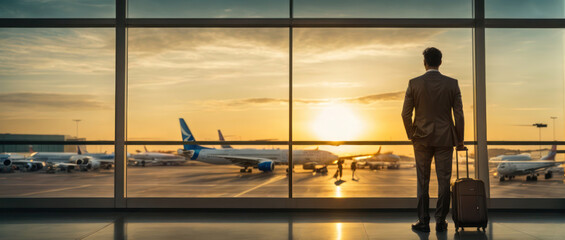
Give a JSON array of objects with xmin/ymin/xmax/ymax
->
[{"xmin": 456, "ymin": 142, "xmax": 466, "ymax": 151}]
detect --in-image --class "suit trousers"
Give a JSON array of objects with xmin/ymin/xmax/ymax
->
[{"xmin": 413, "ymin": 142, "xmax": 453, "ymax": 223}]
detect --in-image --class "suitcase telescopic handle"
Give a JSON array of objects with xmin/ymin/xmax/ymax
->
[{"xmin": 456, "ymin": 146, "xmax": 469, "ymax": 180}]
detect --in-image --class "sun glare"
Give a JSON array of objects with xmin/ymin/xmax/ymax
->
[{"xmin": 311, "ymin": 104, "xmax": 365, "ymax": 141}]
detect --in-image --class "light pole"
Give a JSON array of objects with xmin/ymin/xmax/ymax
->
[
  {"xmin": 550, "ymin": 116, "xmax": 557, "ymax": 141},
  {"xmin": 533, "ymin": 123, "xmax": 547, "ymax": 157},
  {"xmin": 72, "ymin": 119, "xmax": 82, "ymax": 138}
]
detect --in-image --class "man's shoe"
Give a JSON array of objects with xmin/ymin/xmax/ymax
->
[
  {"xmin": 411, "ymin": 220, "xmax": 430, "ymax": 232},
  {"xmin": 436, "ymin": 220, "xmax": 448, "ymax": 232}
]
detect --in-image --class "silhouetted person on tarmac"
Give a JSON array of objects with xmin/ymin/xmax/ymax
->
[
  {"xmin": 402, "ymin": 47, "xmax": 465, "ymax": 233},
  {"xmin": 334, "ymin": 159, "xmax": 344, "ymax": 180},
  {"xmin": 351, "ymin": 160, "xmax": 358, "ymax": 180}
]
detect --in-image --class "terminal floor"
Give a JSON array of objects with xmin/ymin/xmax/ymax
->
[{"xmin": 1, "ymin": 210, "xmax": 564, "ymax": 240}]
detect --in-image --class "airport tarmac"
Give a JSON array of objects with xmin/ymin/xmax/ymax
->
[{"xmin": 1, "ymin": 162, "xmax": 564, "ymax": 198}]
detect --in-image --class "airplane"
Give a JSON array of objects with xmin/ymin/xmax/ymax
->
[
  {"xmin": 130, "ymin": 146, "xmax": 187, "ymax": 166},
  {"xmin": 179, "ymin": 118, "xmax": 338, "ymax": 173},
  {"xmin": 0, "ymin": 152, "xmax": 45, "ymax": 172},
  {"xmin": 342, "ymin": 147, "xmax": 402, "ymax": 170},
  {"xmin": 30, "ymin": 146, "xmax": 113, "ymax": 172},
  {"xmin": 492, "ymin": 145, "xmax": 565, "ymax": 182}
]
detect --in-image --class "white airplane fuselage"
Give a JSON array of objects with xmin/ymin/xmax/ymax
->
[
  {"xmin": 497, "ymin": 161, "xmax": 561, "ymax": 176},
  {"xmin": 190, "ymin": 148, "xmax": 338, "ymax": 166}
]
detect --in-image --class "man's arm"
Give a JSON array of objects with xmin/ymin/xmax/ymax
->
[
  {"xmin": 401, "ymin": 80, "xmax": 415, "ymax": 140},
  {"xmin": 452, "ymin": 80, "xmax": 465, "ymax": 147}
]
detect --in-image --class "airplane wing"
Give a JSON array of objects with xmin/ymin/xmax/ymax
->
[
  {"xmin": 339, "ymin": 154, "xmax": 375, "ymax": 160},
  {"xmin": 214, "ymin": 155, "xmax": 274, "ymax": 167}
]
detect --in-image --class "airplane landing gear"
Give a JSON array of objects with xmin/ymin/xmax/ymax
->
[
  {"xmin": 545, "ymin": 171, "xmax": 553, "ymax": 179},
  {"xmin": 240, "ymin": 167, "xmax": 252, "ymax": 173},
  {"xmin": 499, "ymin": 176, "xmax": 505, "ymax": 182},
  {"xmin": 526, "ymin": 175, "xmax": 538, "ymax": 181}
]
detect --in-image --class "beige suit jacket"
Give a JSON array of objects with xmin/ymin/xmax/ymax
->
[{"xmin": 401, "ymin": 71, "xmax": 464, "ymax": 147}]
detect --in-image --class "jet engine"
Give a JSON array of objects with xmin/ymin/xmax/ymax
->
[
  {"xmin": 1, "ymin": 159, "xmax": 13, "ymax": 173},
  {"xmin": 257, "ymin": 160, "xmax": 275, "ymax": 172}
]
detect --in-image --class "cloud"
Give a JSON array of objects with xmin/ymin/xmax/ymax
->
[
  {"xmin": 0, "ymin": 29, "xmax": 114, "ymax": 76},
  {"xmin": 202, "ymin": 91, "xmax": 405, "ymax": 109},
  {"xmin": 0, "ymin": 92, "xmax": 110, "ymax": 110},
  {"xmin": 345, "ymin": 91, "xmax": 405, "ymax": 104}
]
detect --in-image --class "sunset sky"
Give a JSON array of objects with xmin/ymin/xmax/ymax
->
[{"xmin": 0, "ymin": 1, "xmax": 564, "ymax": 155}]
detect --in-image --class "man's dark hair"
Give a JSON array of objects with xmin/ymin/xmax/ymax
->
[{"xmin": 423, "ymin": 47, "xmax": 442, "ymax": 67}]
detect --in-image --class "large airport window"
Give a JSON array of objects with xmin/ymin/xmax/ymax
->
[
  {"xmin": 294, "ymin": 0, "xmax": 471, "ymax": 18},
  {"xmin": 291, "ymin": 145, "xmax": 475, "ymax": 198},
  {"xmin": 486, "ymin": 0, "xmax": 565, "ymax": 19},
  {"xmin": 0, "ymin": 144, "xmax": 114, "ymax": 197},
  {"xmin": 0, "ymin": 0, "xmax": 115, "ymax": 18},
  {"xmin": 0, "ymin": 28, "xmax": 114, "ymax": 198},
  {"xmin": 127, "ymin": 0, "xmax": 289, "ymax": 18},
  {"xmin": 293, "ymin": 28, "xmax": 474, "ymax": 142},
  {"xmin": 126, "ymin": 145, "xmax": 288, "ymax": 197},
  {"xmin": 486, "ymin": 29, "xmax": 565, "ymax": 198},
  {"xmin": 127, "ymin": 28, "xmax": 289, "ymax": 142}
]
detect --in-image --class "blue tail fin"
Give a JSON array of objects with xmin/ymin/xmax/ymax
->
[
  {"xmin": 179, "ymin": 118, "xmax": 209, "ymax": 150},
  {"xmin": 218, "ymin": 130, "xmax": 233, "ymax": 149}
]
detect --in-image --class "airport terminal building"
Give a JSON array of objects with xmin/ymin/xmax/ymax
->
[{"xmin": 1, "ymin": 1, "xmax": 564, "ymax": 239}]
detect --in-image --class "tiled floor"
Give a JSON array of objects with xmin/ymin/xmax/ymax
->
[{"xmin": 1, "ymin": 210, "xmax": 564, "ymax": 240}]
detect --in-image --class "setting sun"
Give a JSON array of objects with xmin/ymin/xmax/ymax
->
[{"xmin": 311, "ymin": 103, "xmax": 365, "ymax": 141}]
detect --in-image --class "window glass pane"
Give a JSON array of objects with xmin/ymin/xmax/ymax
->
[
  {"xmin": 295, "ymin": 0, "xmax": 471, "ymax": 18},
  {"xmin": 486, "ymin": 29, "xmax": 564, "ymax": 141},
  {"xmin": 292, "ymin": 145, "xmax": 474, "ymax": 198},
  {"xmin": 0, "ymin": 28, "xmax": 115, "ymax": 141},
  {"xmin": 486, "ymin": 0, "xmax": 565, "ymax": 18},
  {"xmin": 489, "ymin": 145, "xmax": 565, "ymax": 198},
  {"xmin": 128, "ymin": 28, "xmax": 288, "ymax": 142},
  {"xmin": 0, "ymin": 144, "xmax": 114, "ymax": 197},
  {"xmin": 126, "ymin": 145, "xmax": 288, "ymax": 197},
  {"xmin": 128, "ymin": 0, "xmax": 289, "ymax": 18},
  {"xmin": 293, "ymin": 28, "xmax": 474, "ymax": 142},
  {"xmin": 0, "ymin": 0, "xmax": 115, "ymax": 18}
]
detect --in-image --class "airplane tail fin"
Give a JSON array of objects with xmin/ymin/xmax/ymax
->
[
  {"xmin": 376, "ymin": 146, "xmax": 382, "ymax": 155},
  {"xmin": 179, "ymin": 118, "xmax": 209, "ymax": 150},
  {"xmin": 77, "ymin": 146, "xmax": 83, "ymax": 155},
  {"xmin": 218, "ymin": 130, "xmax": 233, "ymax": 149},
  {"xmin": 144, "ymin": 146, "xmax": 149, "ymax": 152},
  {"xmin": 541, "ymin": 145, "xmax": 557, "ymax": 160}
]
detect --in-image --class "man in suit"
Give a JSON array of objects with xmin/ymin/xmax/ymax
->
[{"xmin": 401, "ymin": 47, "xmax": 465, "ymax": 232}]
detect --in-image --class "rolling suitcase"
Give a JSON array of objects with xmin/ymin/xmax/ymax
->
[{"xmin": 451, "ymin": 147, "xmax": 488, "ymax": 232}]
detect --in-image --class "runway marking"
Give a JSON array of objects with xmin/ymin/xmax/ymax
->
[
  {"xmin": 18, "ymin": 184, "xmax": 92, "ymax": 197},
  {"xmin": 233, "ymin": 175, "xmax": 286, "ymax": 197}
]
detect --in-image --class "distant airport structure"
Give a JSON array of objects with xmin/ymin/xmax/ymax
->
[{"xmin": 0, "ymin": 134, "xmax": 85, "ymax": 153}]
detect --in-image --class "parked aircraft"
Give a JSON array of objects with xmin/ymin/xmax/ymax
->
[
  {"xmin": 30, "ymin": 146, "xmax": 113, "ymax": 172},
  {"xmin": 180, "ymin": 118, "xmax": 338, "ymax": 173},
  {"xmin": 492, "ymin": 145, "xmax": 565, "ymax": 181},
  {"xmin": 130, "ymin": 146, "xmax": 187, "ymax": 166},
  {"xmin": 0, "ymin": 153, "xmax": 45, "ymax": 172},
  {"xmin": 343, "ymin": 147, "xmax": 402, "ymax": 170}
]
